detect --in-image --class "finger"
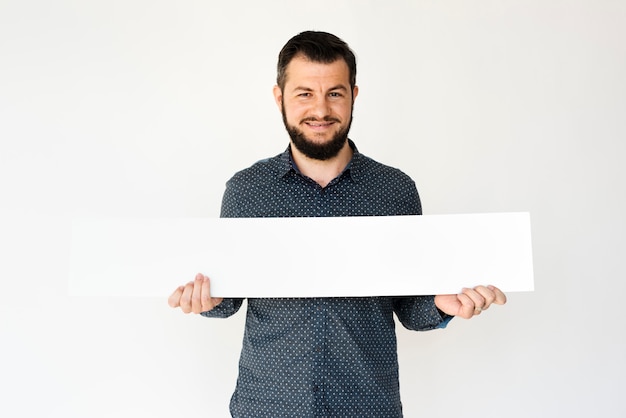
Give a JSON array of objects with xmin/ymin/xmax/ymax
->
[
  {"xmin": 462, "ymin": 287, "xmax": 486, "ymax": 311},
  {"xmin": 488, "ymin": 285, "xmax": 507, "ymax": 305},
  {"xmin": 167, "ymin": 286, "xmax": 184, "ymax": 308},
  {"xmin": 202, "ymin": 275, "xmax": 224, "ymax": 312},
  {"xmin": 201, "ymin": 275, "xmax": 212, "ymax": 312},
  {"xmin": 456, "ymin": 292, "xmax": 476, "ymax": 319},
  {"xmin": 179, "ymin": 281, "xmax": 194, "ymax": 314},
  {"xmin": 474, "ymin": 285, "xmax": 496, "ymax": 310},
  {"xmin": 191, "ymin": 274, "xmax": 204, "ymax": 314}
]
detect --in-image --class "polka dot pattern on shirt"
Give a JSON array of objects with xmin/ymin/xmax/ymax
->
[{"xmin": 203, "ymin": 140, "xmax": 451, "ymax": 417}]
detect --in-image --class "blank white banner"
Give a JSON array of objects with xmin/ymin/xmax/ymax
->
[{"xmin": 68, "ymin": 213, "xmax": 534, "ymax": 298}]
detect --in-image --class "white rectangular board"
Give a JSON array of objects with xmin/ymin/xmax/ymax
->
[{"xmin": 68, "ymin": 213, "xmax": 534, "ymax": 298}]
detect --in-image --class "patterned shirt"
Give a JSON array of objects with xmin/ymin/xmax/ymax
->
[{"xmin": 202, "ymin": 140, "xmax": 452, "ymax": 417}]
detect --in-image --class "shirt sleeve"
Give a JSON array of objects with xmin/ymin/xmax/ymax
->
[
  {"xmin": 392, "ymin": 296, "xmax": 454, "ymax": 331},
  {"xmin": 220, "ymin": 175, "xmax": 241, "ymax": 218},
  {"xmin": 200, "ymin": 298, "xmax": 245, "ymax": 318},
  {"xmin": 389, "ymin": 175, "xmax": 454, "ymax": 330}
]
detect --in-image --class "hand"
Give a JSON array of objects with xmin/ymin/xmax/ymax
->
[
  {"xmin": 168, "ymin": 273, "xmax": 224, "ymax": 314},
  {"xmin": 434, "ymin": 285, "xmax": 507, "ymax": 319}
]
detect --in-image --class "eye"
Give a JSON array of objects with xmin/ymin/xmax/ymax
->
[
  {"xmin": 329, "ymin": 92, "xmax": 344, "ymax": 98},
  {"xmin": 298, "ymin": 92, "xmax": 312, "ymax": 97}
]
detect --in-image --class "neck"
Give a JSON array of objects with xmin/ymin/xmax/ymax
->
[{"xmin": 291, "ymin": 140, "xmax": 353, "ymax": 188}]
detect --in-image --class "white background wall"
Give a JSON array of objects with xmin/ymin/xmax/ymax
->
[{"xmin": 1, "ymin": 1, "xmax": 624, "ymax": 417}]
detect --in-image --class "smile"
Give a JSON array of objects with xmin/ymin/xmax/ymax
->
[
  {"xmin": 307, "ymin": 122, "xmax": 332, "ymax": 126},
  {"xmin": 303, "ymin": 121, "xmax": 337, "ymax": 130}
]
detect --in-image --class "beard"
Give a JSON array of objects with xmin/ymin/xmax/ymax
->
[{"xmin": 281, "ymin": 101, "xmax": 353, "ymax": 161}]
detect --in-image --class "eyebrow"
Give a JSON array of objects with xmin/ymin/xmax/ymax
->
[{"xmin": 293, "ymin": 85, "xmax": 349, "ymax": 93}]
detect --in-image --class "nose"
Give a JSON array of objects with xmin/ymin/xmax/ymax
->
[{"xmin": 310, "ymin": 95, "xmax": 331, "ymax": 119}]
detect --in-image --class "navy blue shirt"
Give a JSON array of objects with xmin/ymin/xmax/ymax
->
[{"xmin": 203, "ymin": 141, "xmax": 451, "ymax": 417}]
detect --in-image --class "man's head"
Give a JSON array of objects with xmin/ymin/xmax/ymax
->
[
  {"xmin": 276, "ymin": 31, "xmax": 357, "ymax": 93},
  {"xmin": 273, "ymin": 31, "xmax": 358, "ymax": 161}
]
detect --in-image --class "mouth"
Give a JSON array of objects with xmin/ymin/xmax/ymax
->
[
  {"xmin": 302, "ymin": 119, "xmax": 339, "ymax": 132},
  {"xmin": 305, "ymin": 121, "xmax": 334, "ymax": 128}
]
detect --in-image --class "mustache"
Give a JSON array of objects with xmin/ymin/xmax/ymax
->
[{"xmin": 300, "ymin": 116, "xmax": 341, "ymax": 124}]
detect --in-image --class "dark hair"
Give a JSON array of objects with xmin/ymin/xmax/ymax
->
[{"xmin": 276, "ymin": 31, "xmax": 357, "ymax": 92}]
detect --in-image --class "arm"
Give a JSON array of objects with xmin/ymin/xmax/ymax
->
[
  {"xmin": 392, "ymin": 296, "xmax": 454, "ymax": 331},
  {"xmin": 393, "ymin": 286, "xmax": 507, "ymax": 330}
]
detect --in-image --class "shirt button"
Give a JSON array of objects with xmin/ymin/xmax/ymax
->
[
  {"xmin": 312, "ymin": 385, "xmax": 319, "ymax": 392},
  {"xmin": 315, "ymin": 346, "xmax": 322, "ymax": 353}
]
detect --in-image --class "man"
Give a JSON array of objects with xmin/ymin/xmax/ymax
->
[{"xmin": 169, "ymin": 31, "xmax": 506, "ymax": 417}]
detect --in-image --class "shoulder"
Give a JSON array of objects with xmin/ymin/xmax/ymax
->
[
  {"xmin": 226, "ymin": 153, "xmax": 287, "ymax": 188},
  {"xmin": 355, "ymin": 152, "xmax": 416, "ymax": 187},
  {"xmin": 220, "ymin": 151, "xmax": 292, "ymax": 218},
  {"xmin": 350, "ymin": 151, "xmax": 422, "ymax": 215}
]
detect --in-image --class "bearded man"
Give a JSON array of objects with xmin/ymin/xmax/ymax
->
[{"xmin": 169, "ymin": 31, "xmax": 506, "ymax": 418}]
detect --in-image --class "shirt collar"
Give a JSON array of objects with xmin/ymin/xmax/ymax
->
[{"xmin": 277, "ymin": 139, "xmax": 364, "ymax": 183}]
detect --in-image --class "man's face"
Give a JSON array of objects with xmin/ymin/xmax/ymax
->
[{"xmin": 273, "ymin": 55, "xmax": 358, "ymax": 161}]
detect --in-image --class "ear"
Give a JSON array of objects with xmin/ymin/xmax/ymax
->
[
  {"xmin": 352, "ymin": 85, "xmax": 359, "ymax": 102},
  {"xmin": 273, "ymin": 85, "xmax": 283, "ymax": 112}
]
